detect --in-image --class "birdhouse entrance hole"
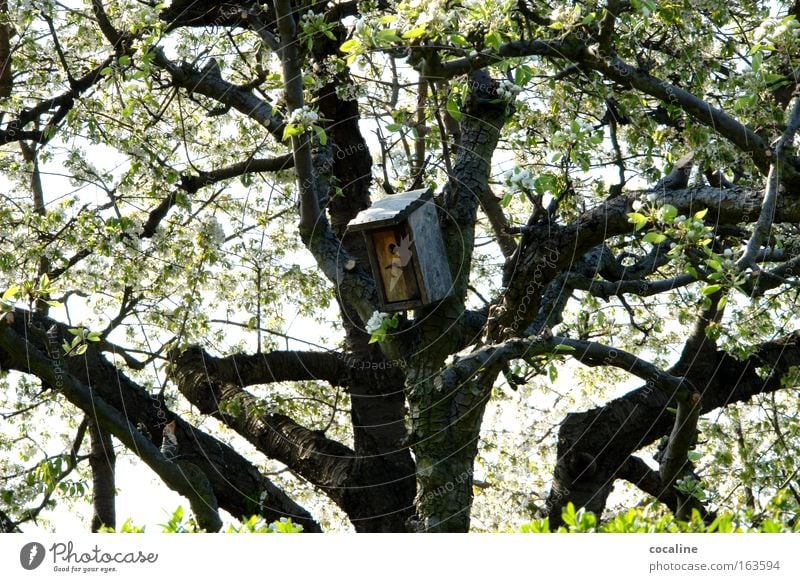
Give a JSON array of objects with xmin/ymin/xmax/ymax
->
[{"xmin": 370, "ymin": 225, "xmax": 421, "ymax": 305}]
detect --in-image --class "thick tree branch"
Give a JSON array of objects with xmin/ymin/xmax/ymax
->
[
  {"xmin": 180, "ymin": 154, "xmax": 294, "ymax": 194},
  {"xmin": 153, "ymin": 48, "xmax": 284, "ymax": 140},
  {"xmin": 182, "ymin": 346, "xmax": 351, "ymax": 387},
  {"xmin": 480, "ymin": 187, "xmax": 516, "ymax": 258},
  {"xmin": 616, "ymin": 455, "xmax": 676, "ymax": 508},
  {"xmin": 569, "ymin": 273, "xmax": 697, "ymax": 299},
  {"xmin": 545, "ymin": 327, "xmax": 800, "ymax": 525},
  {"xmin": 555, "ymin": 337, "xmax": 688, "ymax": 397},
  {"xmin": 658, "ymin": 393, "xmax": 701, "ymax": 520},
  {"xmin": 422, "ymin": 37, "xmax": 776, "ymax": 179},
  {"xmin": 0, "ymin": 506, "xmax": 20, "ymax": 532},
  {"xmin": 738, "ymin": 95, "xmax": 800, "ymax": 269},
  {"xmin": 170, "ymin": 346, "xmax": 355, "ymax": 510},
  {"xmin": 1, "ymin": 57, "xmax": 113, "ymax": 146},
  {"xmin": 0, "ymin": 0, "xmax": 12, "ymax": 99},
  {"xmin": 0, "ymin": 322, "xmax": 222, "ymax": 531},
  {"xmin": 273, "ymin": 0, "xmax": 321, "ymax": 236},
  {"xmin": 491, "ymin": 185, "xmax": 800, "ymax": 340},
  {"xmin": 91, "ymin": 0, "xmax": 126, "ymax": 50},
  {"xmin": 0, "ymin": 309, "xmax": 321, "ymax": 532}
]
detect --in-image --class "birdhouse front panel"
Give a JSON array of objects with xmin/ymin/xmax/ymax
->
[
  {"xmin": 369, "ymin": 225, "xmax": 422, "ymax": 305},
  {"xmin": 347, "ymin": 188, "xmax": 453, "ymax": 312}
]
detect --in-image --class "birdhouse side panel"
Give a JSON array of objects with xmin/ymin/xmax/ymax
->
[
  {"xmin": 369, "ymin": 226, "xmax": 422, "ymax": 306},
  {"xmin": 407, "ymin": 202, "xmax": 453, "ymax": 304}
]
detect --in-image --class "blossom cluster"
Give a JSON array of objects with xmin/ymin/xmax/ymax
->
[
  {"xmin": 200, "ymin": 217, "xmax": 226, "ymax": 248},
  {"xmin": 549, "ymin": 4, "xmax": 582, "ymax": 25},
  {"xmin": 300, "ymin": 10, "xmax": 322, "ymax": 26},
  {"xmin": 504, "ymin": 166, "xmax": 536, "ymax": 191},
  {"xmin": 496, "ymin": 80, "xmax": 522, "ymax": 101},
  {"xmin": 366, "ymin": 311, "xmax": 389, "ymax": 333},
  {"xmin": 631, "ymin": 192, "xmax": 659, "ymax": 211},
  {"xmin": 287, "ymin": 106, "xmax": 320, "ymax": 129},
  {"xmin": 754, "ymin": 16, "xmax": 800, "ymax": 44}
]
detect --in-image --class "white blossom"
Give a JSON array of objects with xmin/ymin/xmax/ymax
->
[
  {"xmin": 201, "ymin": 217, "xmax": 225, "ymax": 247},
  {"xmin": 505, "ymin": 166, "xmax": 536, "ymax": 191},
  {"xmin": 496, "ymin": 80, "xmax": 523, "ymax": 101},
  {"xmin": 287, "ymin": 106, "xmax": 320, "ymax": 128},
  {"xmin": 366, "ymin": 311, "xmax": 388, "ymax": 333}
]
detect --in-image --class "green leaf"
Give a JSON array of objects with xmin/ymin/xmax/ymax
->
[
  {"xmin": 659, "ymin": 204, "xmax": 678, "ymax": 222},
  {"xmin": 339, "ymin": 38, "xmax": 361, "ymax": 54},
  {"xmin": 514, "ymin": 65, "xmax": 534, "ymax": 87},
  {"xmin": 642, "ymin": 231, "xmax": 667, "ymax": 244},
  {"xmin": 751, "ymin": 51, "xmax": 762, "ymax": 72},
  {"xmin": 2, "ymin": 286, "xmax": 18, "ymax": 301},
  {"xmin": 552, "ymin": 344, "xmax": 576, "ymax": 353},
  {"xmin": 313, "ymin": 125, "xmax": 328, "ymax": 145},
  {"xmin": 386, "ymin": 123, "xmax": 403, "ymax": 132},
  {"xmin": 449, "ymin": 33, "xmax": 469, "ymax": 46},
  {"xmin": 717, "ymin": 294, "xmax": 728, "ymax": 310},
  {"xmin": 694, "ymin": 208, "xmax": 708, "ymax": 220},
  {"xmin": 484, "ymin": 30, "xmax": 502, "ymax": 49},
  {"xmin": 627, "ymin": 212, "xmax": 649, "ymax": 232},
  {"xmin": 76, "ymin": 344, "xmax": 88, "ymax": 355},
  {"xmin": 548, "ymin": 364, "xmax": 558, "ymax": 383},
  {"xmin": 701, "ymin": 284, "xmax": 722, "ymax": 295},
  {"xmin": 118, "ymin": 55, "xmax": 131, "ymax": 67},
  {"xmin": 534, "ymin": 174, "xmax": 558, "ymax": 195},
  {"xmin": 402, "ymin": 26, "xmax": 427, "ymax": 39},
  {"xmin": 446, "ymin": 95, "xmax": 461, "ymax": 121},
  {"xmin": 375, "ymin": 29, "xmax": 402, "ymax": 45},
  {"xmin": 282, "ymin": 123, "xmax": 304, "ymax": 141}
]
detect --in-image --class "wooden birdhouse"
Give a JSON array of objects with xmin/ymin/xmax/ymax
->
[{"xmin": 347, "ymin": 188, "xmax": 453, "ymax": 312}]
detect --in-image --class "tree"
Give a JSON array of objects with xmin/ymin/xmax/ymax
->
[{"xmin": 1, "ymin": 0, "xmax": 799, "ymax": 533}]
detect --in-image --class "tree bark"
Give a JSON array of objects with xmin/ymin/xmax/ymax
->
[
  {"xmin": 88, "ymin": 421, "xmax": 116, "ymax": 532},
  {"xmin": 0, "ymin": 309, "xmax": 322, "ymax": 532},
  {"xmin": 406, "ymin": 74, "xmax": 512, "ymax": 532},
  {"xmin": 545, "ymin": 340, "xmax": 797, "ymax": 525}
]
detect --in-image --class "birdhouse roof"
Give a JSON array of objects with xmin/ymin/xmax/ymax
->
[{"xmin": 347, "ymin": 188, "xmax": 433, "ymax": 230}]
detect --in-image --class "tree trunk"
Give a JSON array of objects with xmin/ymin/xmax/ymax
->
[
  {"xmin": 88, "ymin": 421, "xmax": 116, "ymax": 532},
  {"xmin": 405, "ymin": 74, "xmax": 512, "ymax": 532}
]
